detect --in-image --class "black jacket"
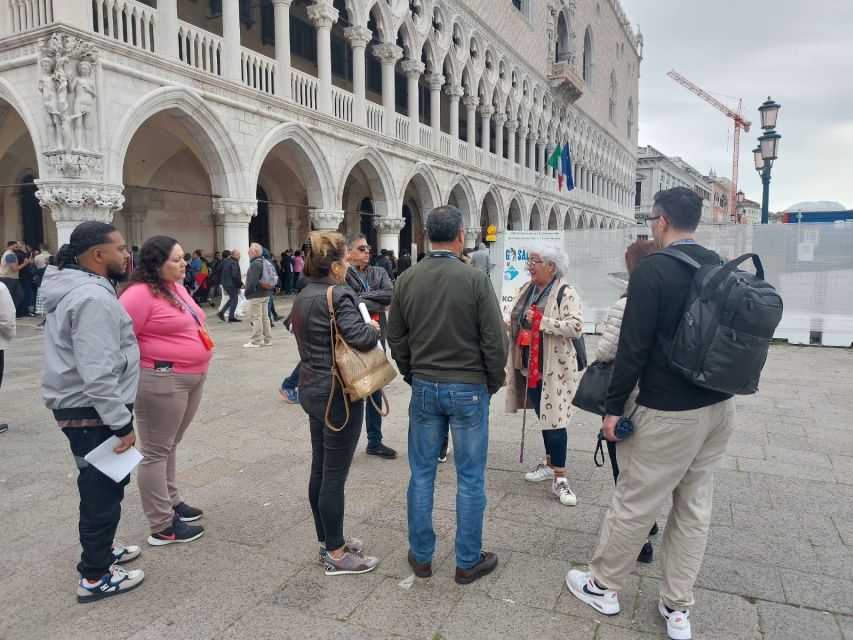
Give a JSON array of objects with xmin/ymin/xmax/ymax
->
[
  {"xmin": 244, "ymin": 257, "xmax": 266, "ymax": 299},
  {"xmin": 292, "ymin": 278, "xmax": 380, "ymax": 390},
  {"xmin": 219, "ymin": 257, "xmax": 242, "ymax": 289},
  {"xmin": 345, "ymin": 265, "xmax": 393, "ymax": 339},
  {"xmin": 605, "ymin": 242, "xmax": 733, "ymax": 415}
]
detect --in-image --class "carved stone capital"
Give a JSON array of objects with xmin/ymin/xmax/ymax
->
[
  {"xmin": 287, "ymin": 218, "xmax": 302, "ymax": 230},
  {"xmin": 213, "ymin": 198, "xmax": 257, "ymax": 225},
  {"xmin": 517, "ymin": 126, "xmax": 529, "ymax": 138},
  {"xmin": 271, "ymin": 0, "xmax": 293, "ymax": 6},
  {"xmin": 306, "ymin": 3, "xmax": 339, "ymax": 29},
  {"xmin": 493, "ymin": 112, "xmax": 508, "ymax": 126},
  {"xmin": 343, "ymin": 25, "xmax": 371, "ymax": 48},
  {"xmin": 35, "ymin": 180, "xmax": 124, "ymax": 223},
  {"xmin": 537, "ymin": 138, "xmax": 549, "ymax": 147},
  {"xmin": 372, "ymin": 43, "xmax": 404, "ymax": 65},
  {"xmin": 464, "ymin": 226, "xmax": 482, "ymax": 239},
  {"xmin": 310, "ymin": 208, "xmax": 344, "ymax": 231},
  {"xmin": 479, "ymin": 105, "xmax": 495, "ymax": 118},
  {"xmin": 424, "ymin": 73, "xmax": 445, "ymax": 91},
  {"xmin": 445, "ymin": 84, "xmax": 465, "ymax": 100},
  {"xmin": 400, "ymin": 59, "xmax": 425, "ymax": 77},
  {"xmin": 505, "ymin": 118, "xmax": 519, "ymax": 132},
  {"xmin": 43, "ymin": 151, "xmax": 103, "ymax": 180},
  {"xmin": 372, "ymin": 216, "xmax": 407, "ymax": 234},
  {"xmin": 462, "ymin": 95, "xmax": 480, "ymax": 110}
]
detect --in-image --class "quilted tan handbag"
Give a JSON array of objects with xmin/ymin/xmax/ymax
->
[{"xmin": 324, "ymin": 286, "xmax": 397, "ymax": 431}]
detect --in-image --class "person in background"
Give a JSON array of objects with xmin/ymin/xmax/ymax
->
[
  {"xmin": 396, "ymin": 251, "xmax": 412, "ymax": 277},
  {"xmin": 216, "ymin": 249, "xmax": 242, "ymax": 322},
  {"xmin": 33, "ymin": 243, "xmax": 51, "ymax": 300},
  {"xmin": 469, "ymin": 243, "xmax": 490, "ymax": 274},
  {"xmin": 242, "ymin": 243, "xmax": 273, "ymax": 348},
  {"xmin": 292, "ymin": 250, "xmax": 304, "ymax": 293},
  {"xmin": 16, "ymin": 243, "xmax": 36, "ymax": 316},
  {"xmin": 0, "ymin": 241, "xmax": 30, "ymax": 318},
  {"xmin": 292, "ymin": 231, "xmax": 381, "ymax": 576},
  {"xmin": 505, "ymin": 244, "xmax": 584, "ymax": 507},
  {"xmin": 377, "ymin": 249, "xmax": 395, "ymax": 281},
  {"xmin": 263, "ymin": 248, "xmax": 283, "ymax": 323},
  {"xmin": 120, "ymin": 235, "xmax": 210, "ymax": 546},
  {"xmin": 40, "ymin": 221, "xmax": 144, "ymax": 603},
  {"xmin": 280, "ymin": 250, "xmax": 294, "ymax": 294},
  {"xmin": 0, "ymin": 280, "xmax": 16, "ymax": 433},
  {"xmin": 595, "ymin": 239, "xmax": 659, "ymax": 564}
]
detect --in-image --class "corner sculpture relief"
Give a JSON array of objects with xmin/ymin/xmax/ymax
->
[{"xmin": 37, "ymin": 33, "xmax": 98, "ymax": 154}]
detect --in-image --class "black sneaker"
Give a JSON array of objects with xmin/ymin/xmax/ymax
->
[
  {"xmin": 438, "ymin": 436, "xmax": 449, "ymax": 463},
  {"xmin": 649, "ymin": 522, "xmax": 659, "ymax": 536},
  {"xmin": 216, "ymin": 311, "xmax": 225, "ymax": 321},
  {"xmin": 173, "ymin": 501, "xmax": 203, "ymax": 522},
  {"xmin": 0, "ymin": 423, "xmax": 8, "ymax": 434},
  {"xmin": 148, "ymin": 517, "xmax": 204, "ymax": 546},
  {"xmin": 637, "ymin": 540, "xmax": 654, "ymax": 564},
  {"xmin": 366, "ymin": 443, "xmax": 397, "ymax": 459}
]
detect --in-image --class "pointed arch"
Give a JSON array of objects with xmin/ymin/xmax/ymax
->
[
  {"xmin": 108, "ymin": 85, "xmax": 245, "ymax": 198},
  {"xmin": 446, "ymin": 174, "xmax": 477, "ymax": 226},
  {"xmin": 0, "ymin": 76, "xmax": 45, "ymax": 176},
  {"xmin": 479, "ymin": 184, "xmax": 505, "ymax": 232},
  {"xmin": 338, "ymin": 146, "xmax": 398, "ymax": 217},
  {"xmin": 398, "ymin": 162, "xmax": 441, "ymax": 214}
]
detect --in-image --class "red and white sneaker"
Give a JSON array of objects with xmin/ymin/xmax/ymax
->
[
  {"xmin": 659, "ymin": 598, "xmax": 691, "ymax": 639},
  {"xmin": 566, "ymin": 569, "xmax": 620, "ymax": 615}
]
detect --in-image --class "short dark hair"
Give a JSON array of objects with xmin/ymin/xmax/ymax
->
[
  {"xmin": 653, "ymin": 187, "xmax": 702, "ymax": 231},
  {"xmin": 426, "ymin": 205, "xmax": 463, "ymax": 243},
  {"xmin": 56, "ymin": 222, "xmax": 118, "ymax": 270},
  {"xmin": 6, "ymin": 240, "xmax": 17, "ymax": 247}
]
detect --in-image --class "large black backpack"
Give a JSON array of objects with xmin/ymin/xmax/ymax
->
[{"xmin": 656, "ymin": 249, "xmax": 783, "ymax": 395}]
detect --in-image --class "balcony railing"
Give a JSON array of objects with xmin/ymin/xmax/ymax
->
[
  {"xmin": 177, "ymin": 21, "xmax": 222, "ymax": 75},
  {"xmin": 8, "ymin": 0, "xmax": 53, "ymax": 34},
  {"xmin": 365, "ymin": 102, "xmax": 383, "ymax": 134},
  {"xmin": 457, "ymin": 140, "xmax": 469, "ymax": 163},
  {"xmin": 418, "ymin": 123, "xmax": 432, "ymax": 149},
  {"xmin": 241, "ymin": 47, "xmax": 276, "ymax": 95},
  {"xmin": 474, "ymin": 148, "xmax": 484, "ymax": 169},
  {"xmin": 290, "ymin": 68, "xmax": 317, "ymax": 110},
  {"xmin": 93, "ymin": 0, "xmax": 156, "ymax": 52},
  {"xmin": 395, "ymin": 115, "xmax": 409, "ymax": 143},
  {"xmin": 332, "ymin": 87, "xmax": 353, "ymax": 123},
  {"xmin": 439, "ymin": 134, "xmax": 452, "ymax": 157}
]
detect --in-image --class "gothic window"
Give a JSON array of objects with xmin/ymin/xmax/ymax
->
[
  {"xmin": 582, "ymin": 27, "xmax": 593, "ymax": 85},
  {"xmin": 609, "ymin": 72, "xmax": 617, "ymax": 123},
  {"xmin": 290, "ymin": 17, "xmax": 317, "ymax": 63},
  {"xmin": 555, "ymin": 11, "xmax": 571, "ymax": 63}
]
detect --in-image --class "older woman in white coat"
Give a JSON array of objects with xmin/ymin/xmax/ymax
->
[
  {"xmin": 505, "ymin": 244, "xmax": 584, "ymax": 506},
  {"xmin": 0, "ymin": 281, "xmax": 16, "ymax": 433}
]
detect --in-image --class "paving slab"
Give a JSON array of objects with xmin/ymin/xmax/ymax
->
[{"xmin": 757, "ymin": 601, "xmax": 843, "ymax": 640}]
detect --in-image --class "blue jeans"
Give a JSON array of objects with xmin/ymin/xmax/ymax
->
[
  {"xmin": 365, "ymin": 389, "xmax": 384, "ymax": 448},
  {"xmin": 407, "ymin": 377, "xmax": 490, "ymax": 569},
  {"xmin": 281, "ymin": 362, "xmax": 301, "ymax": 391}
]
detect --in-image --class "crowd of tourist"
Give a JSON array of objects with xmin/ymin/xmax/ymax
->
[{"xmin": 0, "ymin": 185, "xmax": 748, "ymax": 640}]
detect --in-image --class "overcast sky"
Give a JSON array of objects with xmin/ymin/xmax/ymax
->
[{"xmin": 619, "ymin": 0, "xmax": 853, "ymax": 212}]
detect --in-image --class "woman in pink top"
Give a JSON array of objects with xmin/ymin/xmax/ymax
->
[{"xmin": 121, "ymin": 236, "xmax": 213, "ymax": 546}]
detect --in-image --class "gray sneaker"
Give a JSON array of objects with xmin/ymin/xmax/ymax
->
[
  {"xmin": 322, "ymin": 550, "xmax": 378, "ymax": 576},
  {"xmin": 318, "ymin": 538, "xmax": 364, "ymax": 565}
]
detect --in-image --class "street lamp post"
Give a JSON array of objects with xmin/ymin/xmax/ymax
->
[
  {"xmin": 736, "ymin": 189, "xmax": 745, "ymax": 223},
  {"xmin": 755, "ymin": 97, "xmax": 781, "ymax": 224}
]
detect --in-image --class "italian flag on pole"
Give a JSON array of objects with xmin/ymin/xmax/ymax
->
[{"xmin": 546, "ymin": 143, "xmax": 563, "ymax": 191}]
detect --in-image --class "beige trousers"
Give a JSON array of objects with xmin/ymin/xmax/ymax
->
[
  {"xmin": 248, "ymin": 297, "xmax": 272, "ymax": 345},
  {"xmin": 589, "ymin": 398, "xmax": 736, "ymax": 610},
  {"xmin": 135, "ymin": 368, "xmax": 206, "ymax": 532}
]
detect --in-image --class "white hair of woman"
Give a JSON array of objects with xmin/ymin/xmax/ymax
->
[{"xmin": 533, "ymin": 243, "xmax": 569, "ymax": 278}]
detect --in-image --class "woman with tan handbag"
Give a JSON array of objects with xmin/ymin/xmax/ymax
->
[{"xmin": 291, "ymin": 231, "xmax": 382, "ymax": 575}]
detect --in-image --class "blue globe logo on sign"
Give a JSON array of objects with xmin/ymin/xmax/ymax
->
[{"xmin": 504, "ymin": 265, "xmax": 519, "ymax": 281}]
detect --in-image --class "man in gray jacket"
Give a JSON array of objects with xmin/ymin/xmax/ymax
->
[
  {"xmin": 243, "ymin": 242, "xmax": 273, "ymax": 348},
  {"xmin": 41, "ymin": 221, "xmax": 145, "ymax": 603}
]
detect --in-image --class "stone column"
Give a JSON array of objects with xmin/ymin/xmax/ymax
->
[
  {"xmin": 373, "ymin": 217, "xmax": 406, "ymax": 254},
  {"xmin": 506, "ymin": 119, "xmax": 518, "ymax": 167},
  {"xmin": 401, "ymin": 59, "xmax": 424, "ymax": 143},
  {"xmin": 464, "ymin": 225, "xmax": 481, "ymax": 248},
  {"xmin": 446, "ymin": 84, "xmax": 464, "ymax": 140},
  {"xmin": 479, "ymin": 105, "xmax": 495, "ymax": 153},
  {"xmin": 156, "ymin": 0, "xmax": 179, "ymax": 58},
  {"xmin": 307, "ymin": 3, "xmax": 338, "ymax": 114},
  {"xmin": 35, "ymin": 181, "xmax": 125, "ymax": 246},
  {"xmin": 309, "ymin": 208, "xmax": 344, "ymax": 231},
  {"xmin": 493, "ymin": 112, "xmax": 507, "ymax": 158},
  {"xmin": 517, "ymin": 126, "xmax": 528, "ymax": 167},
  {"xmin": 528, "ymin": 135, "xmax": 537, "ymax": 172},
  {"xmin": 545, "ymin": 143, "xmax": 555, "ymax": 179},
  {"xmin": 213, "ymin": 198, "xmax": 257, "ymax": 274},
  {"xmin": 463, "ymin": 95, "xmax": 479, "ymax": 147},
  {"xmin": 221, "ymin": 0, "xmax": 242, "ymax": 81},
  {"xmin": 344, "ymin": 26, "xmax": 371, "ymax": 126},
  {"xmin": 272, "ymin": 0, "xmax": 293, "ymax": 98},
  {"xmin": 287, "ymin": 217, "xmax": 302, "ymax": 249},
  {"xmin": 425, "ymin": 73, "xmax": 444, "ymax": 151},
  {"xmin": 373, "ymin": 43, "xmax": 403, "ymax": 136},
  {"xmin": 537, "ymin": 139, "xmax": 546, "ymax": 175}
]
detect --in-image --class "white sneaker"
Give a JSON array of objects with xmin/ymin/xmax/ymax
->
[
  {"xmin": 659, "ymin": 598, "xmax": 691, "ymax": 639},
  {"xmin": 552, "ymin": 478, "xmax": 578, "ymax": 506},
  {"xmin": 566, "ymin": 569, "xmax": 620, "ymax": 615},
  {"xmin": 524, "ymin": 462, "xmax": 555, "ymax": 482},
  {"xmin": 76, "ymin": 565, "xmax": 145, "ymax": 603},
  {"xmin": 111, "ymin": 542, "xmax": 141, "ymax": 565},
  {"xmin": 243, "ymin": 342, "xmax": 261, "ymax": 348}
]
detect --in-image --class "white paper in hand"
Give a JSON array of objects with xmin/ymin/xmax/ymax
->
[
  {"xmin": 357, "ymin": 301, "xmax": 384, "ymax": 352},
  {"xmin": 83, "ymin": 436, "xmax": 143, "ymax": 483}
]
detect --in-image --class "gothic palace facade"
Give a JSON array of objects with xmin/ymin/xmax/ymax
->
[{"xmin": 0, "ymin": 0, "xmax": 641, "ymax": 267}]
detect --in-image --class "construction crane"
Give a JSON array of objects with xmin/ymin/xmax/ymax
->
[{"xmin": 667, "ymin": 69, "xmax": 751, "ymax": 223}]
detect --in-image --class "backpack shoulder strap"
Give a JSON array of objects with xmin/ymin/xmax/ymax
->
[
  {"xmin": 556, "ymin": 283, "xmax": 569, "ymax": 307},
  {"xmin": 652, "ymin": 247, "xmax": 702, "ymax": 269}
]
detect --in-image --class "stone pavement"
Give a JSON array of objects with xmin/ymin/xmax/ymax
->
[{"xmin": 1, "ymin": 303, "xmax": 851, "ymax": 640}]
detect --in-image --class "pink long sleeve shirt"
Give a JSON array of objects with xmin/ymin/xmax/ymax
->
[{"xmin": 120, "ymin": 282, "xmax": 213, "ymax": 374}]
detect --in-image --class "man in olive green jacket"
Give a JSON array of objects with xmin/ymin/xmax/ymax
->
[{"xmin": 388, "ymin": 205, "xmax": 507, "ymax": 586}]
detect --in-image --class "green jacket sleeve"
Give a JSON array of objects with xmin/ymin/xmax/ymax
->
[
  {"xmin": 476, "ymin": 273, "xmax": 508, "ymax": 395},
  {"xmin": 387, "ymin": 282, "xmax": 411, "ymax": 383}
]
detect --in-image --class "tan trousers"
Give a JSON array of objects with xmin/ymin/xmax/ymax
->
[
  {"xmin": 248, "ymin": 297, "xmax": 272, "ymax": 345},
  {"xmin": 135, "ymin": 368, "xmax": 206, "ymax": 532},
  {"xmin": 589, "ymin": 398, "xmax": 736, "ymax": 610}
]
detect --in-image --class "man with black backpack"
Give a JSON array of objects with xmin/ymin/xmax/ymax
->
[{"xmin": 567, "ymin": 187, "xmax": 763, "ymax": 640}]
